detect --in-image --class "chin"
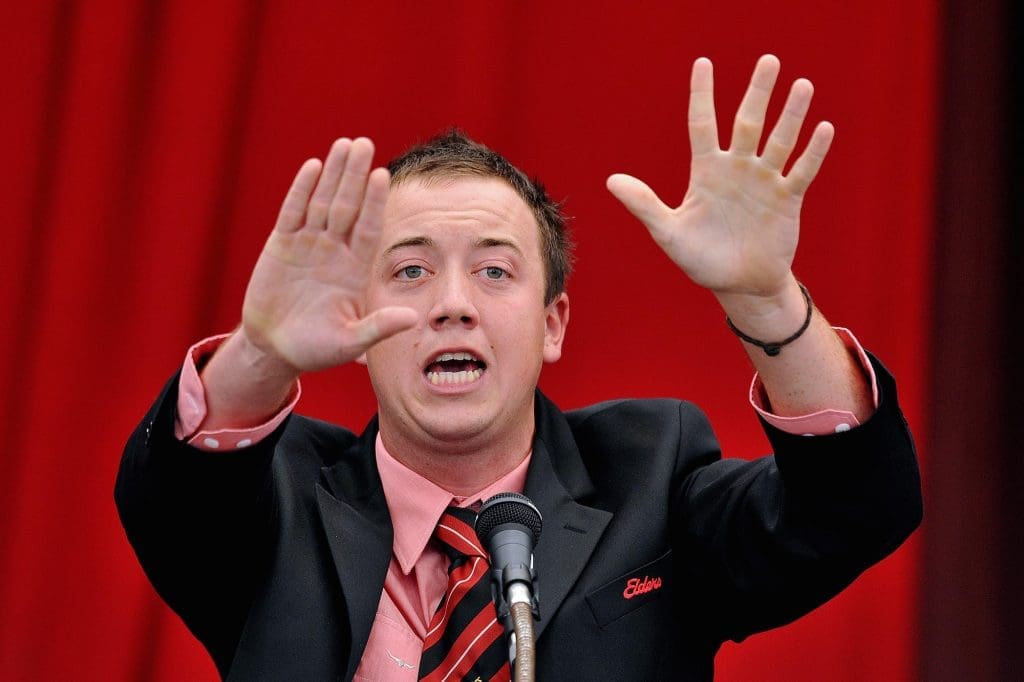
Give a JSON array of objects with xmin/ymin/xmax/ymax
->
[{"xmin": 419, "ymin": 412, "xmax": 495, "ymax": 445}]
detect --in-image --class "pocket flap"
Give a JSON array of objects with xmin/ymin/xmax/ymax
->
[{"xmin": 585, "ymin": 549, "xmax": 672, "ymax": 628}]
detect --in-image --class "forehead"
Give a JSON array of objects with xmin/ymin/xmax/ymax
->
[{"xmin": 382, "ymin": 176, "xmax": 540, "ymax": 250}]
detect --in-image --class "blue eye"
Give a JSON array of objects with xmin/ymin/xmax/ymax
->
[
  {"xmin": 398, "ymin": 265, "xmax": 424, "ymax": 280},
  {"xmin": 483, "ymin": 266, "xmax": 508, "ymax": 280}
]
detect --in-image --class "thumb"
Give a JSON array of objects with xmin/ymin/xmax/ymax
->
[
  {"xmin": 348, "ymin": 306, "xmax": 418, "ymax": 352},
  {"xmin": 606, "ymin": 174, "xmax": 669, "ymax": 228}
]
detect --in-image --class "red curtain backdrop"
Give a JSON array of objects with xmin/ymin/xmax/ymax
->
[{"xmin": 0, "ymin": 3, "xmax": 937, "ymax": 680}]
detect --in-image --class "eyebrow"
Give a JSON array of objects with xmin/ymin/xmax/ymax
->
[
  {"xmin": 383, "ymin": 236, "xmax": 435, "ymax": 257},
  {"xmin": 382, "ymin": 236, "xmax": 525, "ymax": 258},
  {"xmin": 475, "ymin": 237, "xmax": 524, "ymax": 258}
]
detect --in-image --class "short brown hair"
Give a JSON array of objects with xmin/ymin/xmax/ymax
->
[{"xmin": 387, "ymin": 129, "xmax": 572, "ymax": 304}]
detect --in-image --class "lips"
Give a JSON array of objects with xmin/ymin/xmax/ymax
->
[{"xmin": 424, "ymin": 351, "xmax": 487, "ymax": 385}]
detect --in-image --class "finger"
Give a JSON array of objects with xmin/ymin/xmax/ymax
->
[
  {"xmin": 327, "ymin": 137, "xmax": 375, "ymax": 239},
  {"xmin": 274, "ymin": 158, "xmax": 323, "ymax": 234},
  {"xmin": 730, "ymin": 54, "xmax": 780, "ymax": 155},
  {"xmin": 606, "ymin": 173, "xmax": 670, "ymax": 228},
  {"xmin": 349, "ymin": 167, "xmax": 391, "ymax": 261},
  {"xmin": 348, "ymin": 306, "xmax": 418, "ymax": 352},
  {"xmin": 688, "ymin": 57, "xmax": 719, "ymax": 157},
  {"xmin": 761, "ymin": 78, "xmax": 813, "ymax": 171},
  {"xmin": 785, "ymin": 121, "xmax": 835, "ymax": 196},
  {"xmin": 306, "ymin": 138, "xmax": 352, "ymax": 229}
]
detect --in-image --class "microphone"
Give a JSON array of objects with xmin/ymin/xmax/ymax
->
[{"xmin": 475, "ymin": 492, "xmax": 542, "ymax": 680}]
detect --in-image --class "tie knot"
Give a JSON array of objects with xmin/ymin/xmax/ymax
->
[{"xmin": 434, "ymin": 506, "xmax": 487, "ymax": 561}]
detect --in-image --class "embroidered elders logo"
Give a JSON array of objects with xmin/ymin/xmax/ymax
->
[{"xmin": 622, "ymin": 575, "xmax": 662, "ymax": 599}]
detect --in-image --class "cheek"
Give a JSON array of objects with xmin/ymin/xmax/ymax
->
[
  {"xmin": 490, "ymin": 319, "xmax": 548, "ymax": 361},
  {"xmin": 367, "ymin": 327, "xmax": 422, "ymax": 374}
]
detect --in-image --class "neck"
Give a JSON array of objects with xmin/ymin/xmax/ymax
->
[{"xmin": 377, "ymin": 420, "xmax": 534, "ymax": 495}]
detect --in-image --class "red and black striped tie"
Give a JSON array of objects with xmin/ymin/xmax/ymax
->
[{"xmin": 418, "ymin": 506, "xmax": 510, "ymax": 682}]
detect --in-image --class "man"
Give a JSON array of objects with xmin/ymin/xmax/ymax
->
[{"xmin": 116, "ymin": 55, "xmax": 921, "ymax": 680}]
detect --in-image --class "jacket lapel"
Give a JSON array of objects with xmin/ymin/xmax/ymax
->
[
  {"xmin": 310, "ymin": 392, "xmax": 613, "ymax": 668},
  {"xmin": 314, "ymin": 421, "xmax": 393, "ymax": 682},
  {"xmin": 527, "ymin": 391, "xmax": 613, "ymax": 641}
]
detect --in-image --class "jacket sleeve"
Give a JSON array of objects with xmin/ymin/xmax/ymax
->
[
  {"xmin": 670, "ymin": 352, "xmax": 923, "ymax": 644},
  {"xmin": 114, "ymin": 372, "xmax": 285, "ymax": 675}
]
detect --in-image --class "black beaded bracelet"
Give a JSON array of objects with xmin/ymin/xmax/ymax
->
[{"xmin": 725, "ymin": 283, "xmax": 813, "ymax": 357}]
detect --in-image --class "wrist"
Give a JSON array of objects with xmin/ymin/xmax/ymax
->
[
  {"xmin": 198, "ymin": 329, "xmax": 300, "ymax": 431},
  {"xmin": 715, "ymin": 276, "xmax": 808, "ymax": 342},
  {"xmin": 725, "ymin": 282, "xmax": 812, "ymax": 356},
  {"xmin": 213, "ymin": 328, "xmax": 302, "ymax": 385}
]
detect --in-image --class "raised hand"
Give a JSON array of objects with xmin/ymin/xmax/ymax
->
[
  {"xmin": 240, "ymin": 137, "xmax": 417, "ymax": 373},
  {"xmin": 607, "ymin": 55, "xmax": 833, "ymax": 299}
]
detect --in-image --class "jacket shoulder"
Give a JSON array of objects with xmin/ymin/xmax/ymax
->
[
  {"xmin": 566, "ymin": 396, "xmax": 707, "ymax": 421},
  {"xmin": 558, "ymin": 397, "xmax": 722, "ymax": 482},
  {"xmin": 565, "ymin": 397, "xmax": 714, "ymax": 446},
  {"xmin": 280, "ymin": 414, "xmax": 363, "ymax": 464}
]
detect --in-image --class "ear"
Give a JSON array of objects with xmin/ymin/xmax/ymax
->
[{"xmin": 542, "ymin": 292, "xmax": 570, "ymax": 363}]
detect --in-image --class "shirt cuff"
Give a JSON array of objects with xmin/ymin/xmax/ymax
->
[
  {"xmin": 750, "ymin": 327, "xmax": 879, "ymax": 436},
  {"xmin": 174, "ymin": 334, "xmax": 301, "ymax": 452}
]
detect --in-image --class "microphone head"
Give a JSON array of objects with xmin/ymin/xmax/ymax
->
[{"xmin": 475, "ymin": 492, "xmax": 542, "ymax": 545}]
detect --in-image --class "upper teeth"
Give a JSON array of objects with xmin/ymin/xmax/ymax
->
[{"xmin": 434, "ymin": 351, "xmax": 478, "ymax": 362}]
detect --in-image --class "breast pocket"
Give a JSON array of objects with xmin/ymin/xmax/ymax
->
[{"xmin": 585, "ymin": 549, "xmax": 673, "ymax": 629}]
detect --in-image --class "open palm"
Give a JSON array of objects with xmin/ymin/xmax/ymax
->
[
  {"xmin": 608, "ymin": 55, "xmax": 834, "ymax": 298},
  {"xmin": 242, "ymin": 138, "xmax": 416, "ymax": 372}
]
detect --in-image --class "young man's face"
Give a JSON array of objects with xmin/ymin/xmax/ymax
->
[{"xmin": 363, "ymin": 176, "xmax": 569, "ymax": 457}]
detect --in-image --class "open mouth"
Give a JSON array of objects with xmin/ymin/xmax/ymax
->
[{"xmin": 424, "ymin": 351, "xmax": 487, "ymax": 385}]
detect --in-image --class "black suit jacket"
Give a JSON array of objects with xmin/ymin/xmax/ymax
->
[{"xmin": 116, "ymin": 354, "xmax": 921, "ymax": 681}]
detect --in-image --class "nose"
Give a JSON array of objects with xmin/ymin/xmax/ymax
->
[{"xmin": 428, "ymin": 271, "xmax": 478, "ymax": 330}]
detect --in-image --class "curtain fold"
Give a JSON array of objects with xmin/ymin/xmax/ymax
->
[{"xmin": 0, "ymin": 3, "xmax": 937, "ymax": 679}]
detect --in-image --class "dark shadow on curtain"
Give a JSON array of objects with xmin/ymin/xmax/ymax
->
[{"xmin": 925, "ymin": 0, "xmax": 1022, "ymax": 678}]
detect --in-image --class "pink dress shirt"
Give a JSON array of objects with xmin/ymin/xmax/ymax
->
[{"xmin": 172, "ymin": 328, "xmax": 877, "ymax": 680}]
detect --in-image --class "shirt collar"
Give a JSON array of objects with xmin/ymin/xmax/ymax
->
[{"xmin": 374, "ymin": 433, "xmax": 531, "ymax": 575}]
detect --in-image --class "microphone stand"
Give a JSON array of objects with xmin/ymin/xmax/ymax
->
[
  {"xmin": 507, "ymin": 584, "xmax": 537, "ymax": 681},
  {"xmin": 490, "ymin": 568, "xmax": 540, "ymax": 681},
  {"xmin": 475, "ymin": 492, "xmax": 543, "ymax": 682}
]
